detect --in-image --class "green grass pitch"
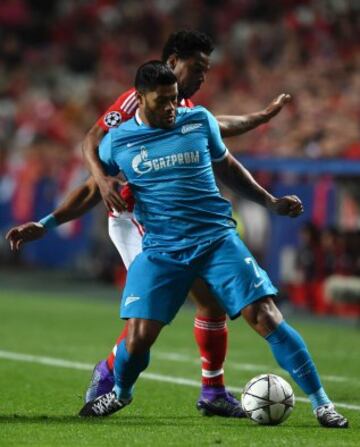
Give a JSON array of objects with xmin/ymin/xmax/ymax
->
[{"xmin": 0, "ymin": 288, "xmax": 359, "ymax": 446}]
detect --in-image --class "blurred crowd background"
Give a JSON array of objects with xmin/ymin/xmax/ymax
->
[{"xmin": 0, "ymin": 0, "xmax": 359, "ymax": 317}]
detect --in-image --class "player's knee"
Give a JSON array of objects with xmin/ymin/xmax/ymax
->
[
  {"xmin": 256, "ymin": 301, "xmax": 283, "ymax": 335},
  {"xmin": 126, "ymin": 319, "xmax": 163, "ymax": 355},
  {"xmin": 126, "ymin": 329, "xmax": 152, "ymax": 354},
  {"xmin": 243, "ymin": 296, "xmax": 283, "ymax": 337}
]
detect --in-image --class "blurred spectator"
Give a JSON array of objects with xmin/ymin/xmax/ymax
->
[
  {"xmin": 297, "ymin": 223, "xmax": 358, "ymax": 281},
  {"xmin": 296, "ymin": 222, "xmax": 320, "ymax": 282},
  {"xmin": 0, "ymin": 0, "xmax": 359, "ymax": 286},
  {"xmin": 293, "ymin": 222, "xmax": 359, "ymax": 313},
  {"xmin": 0, "ymin": 0, "xmax": 358, "ymax": 164}
]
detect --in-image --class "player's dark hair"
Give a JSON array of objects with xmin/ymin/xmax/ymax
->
[
  {"xmin": 135, "ymin": 60, "xmax": 177, "ymax": 93},
  {"xmin": 162, "ymin": 30, "xmax": 214, "ymax": 61}
]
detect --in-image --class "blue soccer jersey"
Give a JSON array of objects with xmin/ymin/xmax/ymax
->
[{"xmin": 99, "ymin": 106, "xmax": 236, "ymax": 251}]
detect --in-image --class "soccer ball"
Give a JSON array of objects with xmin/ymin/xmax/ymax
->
[{"xmin": 242, "ymin": 374, "xmax": 295, "ymax": 425}]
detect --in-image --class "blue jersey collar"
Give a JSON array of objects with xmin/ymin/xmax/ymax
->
[{"xmin": 135, "ymin": 109, "xmax": 143, "ymax": 126}]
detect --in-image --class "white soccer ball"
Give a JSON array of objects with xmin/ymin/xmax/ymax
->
[{"xmin": 242, "ymin": 374, "xmax": 295, "ymax": 425}]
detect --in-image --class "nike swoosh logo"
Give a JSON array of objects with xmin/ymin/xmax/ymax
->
[{"xmin": 254, "ymin": 279, "xmax": 265, "ymax": 288}]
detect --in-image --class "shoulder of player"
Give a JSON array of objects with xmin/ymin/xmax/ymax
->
[
  {"xmin": 103, "ymin": 88, "xmax": 138, "ymax": 124},
  {"xmin": 106, "ymin": 118, "xmax": 141, "ymax": 148},
  {"xmin": 177, "ymin": 106, "xmax": 209, "ymax": 117},
  {"xmin": 114, "ymin": 87, "xmax": 137, "ymax": 111},
  {"xmin": 177, "ymin": 105, "xmax": 212, "ymax": 125}
]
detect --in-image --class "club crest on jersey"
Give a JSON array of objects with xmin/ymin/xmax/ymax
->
[
  {"xmin": 132, "ymin": 146, "xmax": 200, "ymax": 176},
  {"xmin": 104, "ymin": 111, "xmax": 122, "ymax": 127},
  {"xmin": 181, "ymin": 123, "xmax": 202, "ymax": 134}
]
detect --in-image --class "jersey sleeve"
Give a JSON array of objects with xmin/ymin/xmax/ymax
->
[
  {"xmin": 98, "ymin": 132, "xmax": 120, "ymax": 176},
  {"xmin": 96, "ymin": 88, "xmax": 138, "ymax": 131},
  {"xmin": 180, "ymin": 98, "xmax": 195, "ymax": 108},
  {"xmin": 203, "ymin": 108, "xmax": 229, "ymax": 162}
]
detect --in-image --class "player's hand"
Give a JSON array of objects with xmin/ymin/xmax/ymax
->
[
  {"xmin": 96, "ymin": 175, "xmax": 128, "ymax": 213},
  {"xmin": 263, "ymin": 93, "xmax": 292, "ymax": 120},
  {"xmin": 5, "ymin": 222, "xmax": 47, "ymax": 251},
  {"xmin": 267, "ymin": 195, "xmax": 304, "ymax": 218}
]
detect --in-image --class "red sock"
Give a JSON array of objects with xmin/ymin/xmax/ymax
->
[
  {"xmin": 194, "ymin": 315, "xmax": 227, "ymax": 387},
  {"xmin": 106, "ymin": 323, "xmax": 128, "ymax": 370}
]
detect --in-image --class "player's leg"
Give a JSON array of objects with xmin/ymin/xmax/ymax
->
[
  {"xmin": 191, "ymin": 279, "xmax": 226, "ymax": 389},
  {"xmin": 84, "ymin": 214, "xmax": 143, "ymax": 403},
  {"xmin": 80, "ymin": 317, "xmax": 164, "ymax": 417},
  {"xmin": 86, "ymin": 216, "xmax": 241, "ymax": 418},
  {"xmin": 241, "ymin": 297, "xmax": 348, "ymax": 428},
  {"xmin": 80, "ymin": 249, "xmax": 194, "ymax": 417},
  {"xmin": 113, "ymin": 318, "xmax": 163, "ymax": 399},
  {"xmin": 199, "ymin": 231, "xmax": 348, "ymax": 428},
  {"xmin": 105, "ymin": 214, "xmax": 143, "ymax": 369},
  {"xmin": 190, "ymin": 279, "xmax": 244, "ymax": 417}
]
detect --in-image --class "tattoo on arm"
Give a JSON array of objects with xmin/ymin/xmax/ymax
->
[{"xmin": 216, "ymin": 112, "xmax": 268, "ymax": 138}]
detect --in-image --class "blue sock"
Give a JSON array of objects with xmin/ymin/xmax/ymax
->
[
  {"xmin": 308, "ymin": 388, "xmax": 332, "ymax": 411},
  {"xmin": 113, "ymin": 339, "xmax": 150, "ymax": 400},
  {"xmin": 265, "ymin": 321, "xmax": 331, "ymax": 409}
]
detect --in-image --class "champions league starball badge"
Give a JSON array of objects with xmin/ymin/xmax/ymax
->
[{"xmin": 104, "ymin": 111, "xmax": 122, "ymax": 127}]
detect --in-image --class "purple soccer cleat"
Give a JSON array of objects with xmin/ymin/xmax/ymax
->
[
  {"xmin": 84, "ymin": 360, "xmax": 115, "ymax": 403},
  {"xmin": 196, "ymin": 386, "xmax": 246, "ymax": 418}
]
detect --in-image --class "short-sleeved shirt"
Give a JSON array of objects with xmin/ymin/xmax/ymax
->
[
  {"xmin": 96, "ymin": 88, "xmax": 194, "ymax": 211},
  {"xmin": 99, "ymin": 106, "xmax": 236, "ymax": 251}
]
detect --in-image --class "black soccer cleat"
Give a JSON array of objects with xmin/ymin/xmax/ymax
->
[
  {"xmin": 315, "ymin": 404, "xmax": 349, "ymax": 428},
  {"xmin": 197, "ymin": 392, "xmax": 246, "ymax": 418},
  {"xmin": 79, "ymin": 391, "xmax": 132, "ymax": 417}
]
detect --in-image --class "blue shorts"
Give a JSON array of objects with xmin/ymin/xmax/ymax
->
[{"xmin": 121, "ymin": 230, "xmax": 278, "ymax": 324}]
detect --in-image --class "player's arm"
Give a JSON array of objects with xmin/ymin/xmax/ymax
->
[
  {"xmin": 206, "ymin": 107, "xmax": 303, "ymax": 216},
  {"xmin": 213, "ymin": 152, "xmax": 303, "ymax": 217},
  {"xmin": 216, "ymin": 93, "xmax": 291, "ymax": 138},
  {"xmin": 82, "ymin": 122, "xmax": 126, "ymax": 213},
  {"xmin": 82, "ymin": 92, "xmax": 136, "ymax": 212},
  {"xmin": 82, "ymin": 123, "xmax": 107, "ymax": 181},
  {"xmin": 5, "ymin": 177, "xmax": 103, "ymax": 251}
]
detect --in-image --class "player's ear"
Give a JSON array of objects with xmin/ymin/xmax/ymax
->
[
  {"xmin": 167, "ymin": 54, "xmax": 178, "ymax": 70},
  {"xmin": 135, "ymin": 90, "xmax": 144, "ymax": 107}
]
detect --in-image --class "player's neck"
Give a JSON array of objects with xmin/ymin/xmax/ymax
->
[{"xmin": 137, "ymin": 109, "xmax": 151, "ymax": 127}]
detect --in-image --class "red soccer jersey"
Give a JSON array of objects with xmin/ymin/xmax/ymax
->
[{"xmin": 97, "ymin": 88, "xmax": 194, "ymax": 212}]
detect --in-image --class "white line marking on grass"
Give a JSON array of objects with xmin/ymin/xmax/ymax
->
[
  {"xmin": 0, "ymin": 350, "xmax": 359, "ymax": 412},
  {"xmin": 0, "ymin": 350, "xmax": 94, "ymax": 370},
  {"xmin": 152, "ymin": 351, "xmax": 359, "ymax": 385}
]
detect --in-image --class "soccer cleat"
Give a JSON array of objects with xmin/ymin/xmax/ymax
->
[
  {"xmin": 197, "ymin": 391, "xmax": 246, "ymax": 418},
  {"xmin": 84, "ymin": 360, "xmax": 115, "ymax": 403},
  {"xmin": 79, "ymin": 391, "xmax": 132, "ymax": 417},
  {"xmin": 315, "ymin": 404, "xmax": 349, "ymax": 428}
]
